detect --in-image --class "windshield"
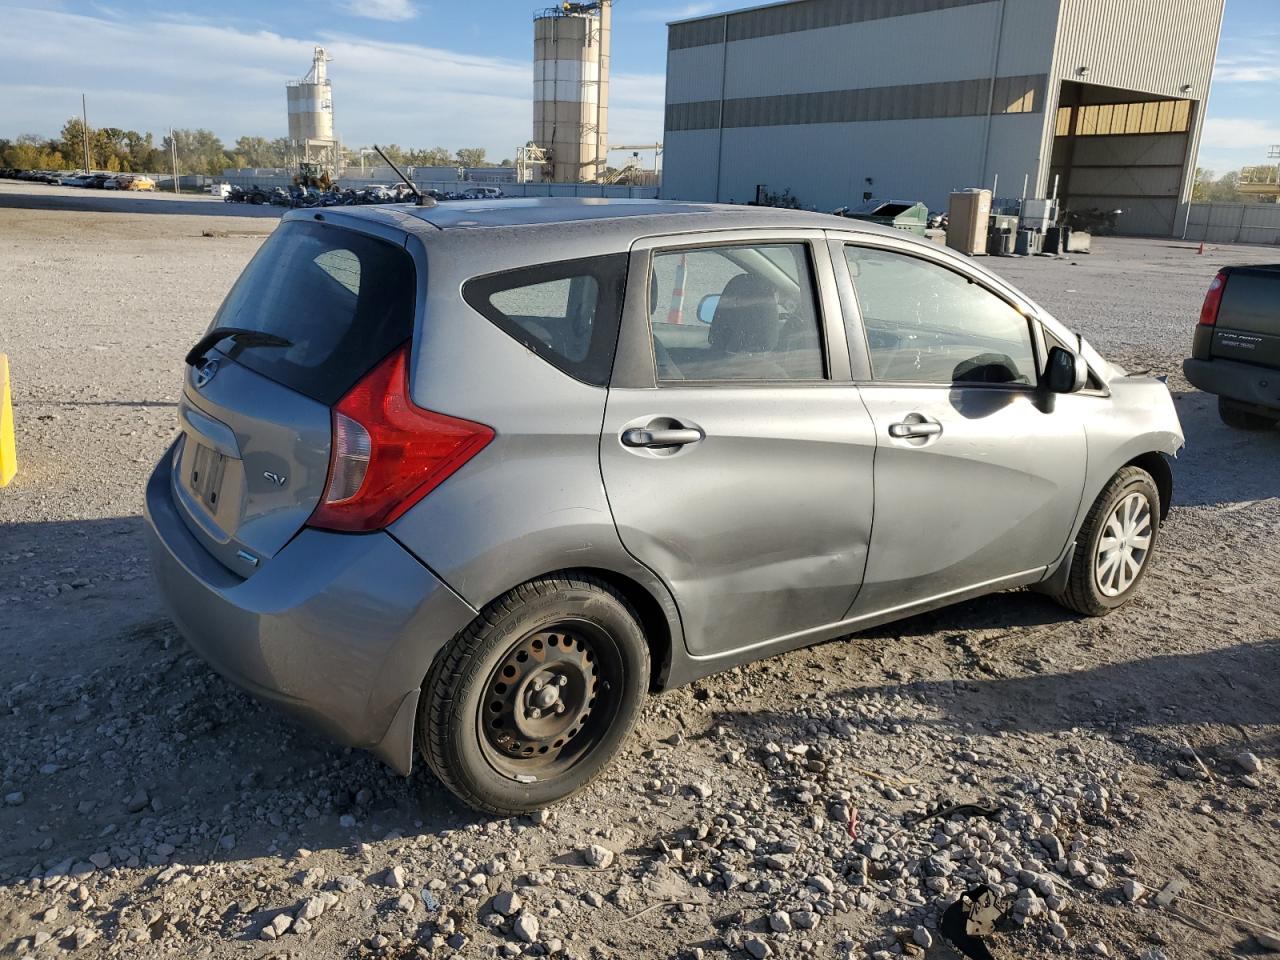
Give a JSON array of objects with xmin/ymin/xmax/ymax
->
[{"xmin": 208, "ymin": 220, "xmax": 416, "ymax": 405}]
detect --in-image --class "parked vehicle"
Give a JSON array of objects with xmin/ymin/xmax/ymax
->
[
  {"xmin": 126, "ymin": 176, "xmax": 156, "ymax": 192},
  {"xmin": 462, "ymin": 186, "xmax": 503, "ymax": 200},
  {"xmin": 209, "ymin": 182, "xmax": 232, "ymax": 198},
  {"xmin": 1184, "ymin": 265, "xmax": 1280, "ymax": 430},
  {"xmin": 145, "ymin": 199, "xmax": 1184, "ymax": 813}
]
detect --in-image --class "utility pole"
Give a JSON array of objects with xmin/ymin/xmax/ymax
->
[
  {"xmin": 81, "ymin": 94, "xmax": 90, "ymax": 174},
  {"xmin": 169, "ymin": 129, "xmax": 180, "ymax": 195}
]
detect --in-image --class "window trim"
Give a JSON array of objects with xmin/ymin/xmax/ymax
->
[
  {"xmin": 838, "ymin": 239, "xmax": 1044, "ymax": 391},
  {"xmin": 644, "ymin": 238, "xmax": 832, "ymax": 388},
  {"xmin": 462, "ymin": 253, "xmax": 629, "ymax": 387}
]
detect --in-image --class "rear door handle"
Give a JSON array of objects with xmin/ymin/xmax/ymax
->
[
  {"xmin": 888, "ymin": 421, "xmax": 943, "ymax": 439},
  {"xmin": 621, "ymin": 427, "xmax": 704, "ymax": 448}
]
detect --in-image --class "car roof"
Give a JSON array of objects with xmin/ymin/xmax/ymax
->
[{"xmin": 297, "ymin": 197, "xmax": 903, "ymax": 241}]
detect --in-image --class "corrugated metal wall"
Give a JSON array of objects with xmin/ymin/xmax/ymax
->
[{"xmin": 1052, "ymin": 0, "xmax": 1224, "ymax": 100}]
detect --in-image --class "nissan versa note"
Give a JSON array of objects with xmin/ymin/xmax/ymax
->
[{"xmin": 145, "ymin": 198, "xmax": 1184, "ymax": 813}]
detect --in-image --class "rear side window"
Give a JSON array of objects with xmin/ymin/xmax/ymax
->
[
  {"xmin": 209, "ymin": 220, "xmax": 414, "ymax": 405},
  {"xmin": 463, "ymin": 254, "xmax": 628, "ymax": 386}
]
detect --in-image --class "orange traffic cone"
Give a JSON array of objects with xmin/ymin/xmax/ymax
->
[{"xmin": 1197, "ymin": 241, "xmax": 1205, "ymax": 255}]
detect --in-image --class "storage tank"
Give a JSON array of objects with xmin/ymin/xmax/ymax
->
[
  {"xmin": 287, "ymin": 47, "xmax": 335, "ymax": 147},
  {"xmin": 532, "ymin": 2, "xmax": 610, "ymax": 183}
]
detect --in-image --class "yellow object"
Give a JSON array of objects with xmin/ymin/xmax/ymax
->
[{"xmin": 0, "ymin": 354, "xmax": 15, "ymax": 488}]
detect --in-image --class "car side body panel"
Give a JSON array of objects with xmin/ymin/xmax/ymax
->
[{"xmin": 386, "ymin": 224, "xmax": 688, "ymax": 683}]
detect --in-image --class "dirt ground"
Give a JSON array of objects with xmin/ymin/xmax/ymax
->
[{"xmin": 1, "ymin": 181, "xmax": 1278, "ymax": 960}]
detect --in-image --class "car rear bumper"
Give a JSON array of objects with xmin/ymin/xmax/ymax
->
[
  {"xmin": 143, "ymin": 446, "xmax": 478, "ymax": 773},
  {"xmin": 1183, "ymin": 357, "xmax": 1280, "ymax": 413}
]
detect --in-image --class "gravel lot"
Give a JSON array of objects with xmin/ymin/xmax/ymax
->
[{"xmin": 1, "ymin": 180, "xmax": 1278, "ymax": 960}]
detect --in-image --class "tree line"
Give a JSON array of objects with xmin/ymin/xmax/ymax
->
[
  {"xmin": 0, "ymin": 117, "xmax": 509, "ymax": 175},
  {"xmin": 1192, "ymin": 166, "xmax": 1280, "ymax": 203}
]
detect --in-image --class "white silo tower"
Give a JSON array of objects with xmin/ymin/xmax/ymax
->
[
  {"xmin": 532, "ymin": 2, "xmax": 611, "ymax": 183},
  {"xmin": 287, "ymin": 47, "xmax": 337, "ymax": 167}
]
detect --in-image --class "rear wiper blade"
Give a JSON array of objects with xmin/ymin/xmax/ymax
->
[{"xmin": 185, "ymin": 327, "xmax": 292, "ymax": 366}]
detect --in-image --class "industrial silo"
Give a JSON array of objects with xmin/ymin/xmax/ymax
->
[
  {"xmin": 286, "ymin": 47, "xmax": 336, "ymax": 166},
  {"xmin": 532, "ymin": 2, "xmax": 611, "ymax": 183}
]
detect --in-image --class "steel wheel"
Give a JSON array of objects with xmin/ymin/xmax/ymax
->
[
  {"xmin": 1094, "ymin": 491, "xmax": 1153, "ymax": 597},
  {"xmin": 477, "ymin": 619, "xmax": 619, "ymax": 781}
]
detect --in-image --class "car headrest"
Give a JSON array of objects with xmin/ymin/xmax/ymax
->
[{"xmin": 709, "ymin": 273, "xmax": 780, "ymax": 353}]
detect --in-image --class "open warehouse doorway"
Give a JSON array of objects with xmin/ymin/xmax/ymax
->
[{"xmin": 1049, "ymin": 80, "xmax": 1195, "ymax": 237}]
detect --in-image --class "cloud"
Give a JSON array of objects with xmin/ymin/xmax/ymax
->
[
  {"xmin": 1200, "ymin": 117, "xmax": 1280, "ymax": 151},
  {"xmin": 340, "ymin": 0, "xmax": 417, "ymax": 22},
  {"xmin": 633, "ymin": 3, "xmax": 716, "ymax": 23},
  {"xmin": 0, "ymin": 7, "xmax": 663, "ymax": 155},
  {"xmin": 1214, "ymin": 56, "xmax": 1280, "ymax": 84}
]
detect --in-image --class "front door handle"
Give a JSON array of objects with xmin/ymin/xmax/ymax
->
[
  {"xmin": 888, "ymin": 420, "xmax": 943, "ymax": 439},
  {"xmin": 621, "ymin": 426, "xmax": 704, "ymax": 448}
]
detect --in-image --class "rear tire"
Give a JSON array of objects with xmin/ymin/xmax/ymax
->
[
  {"xmin": 419, "ymin": 575, "xmax": 649, "ymax": 815},
  {"xmin": 1052, "ymin": 466, "xmax": 1161, "ymax": 617},
  {"xmin": 1218, "ymin": 397, "xmax": 1278, "ymax": 431}
]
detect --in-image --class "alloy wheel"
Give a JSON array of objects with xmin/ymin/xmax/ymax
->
[{"xmin": 1094, "ymin": 491, "xmax": 1153, "ymax": 597}]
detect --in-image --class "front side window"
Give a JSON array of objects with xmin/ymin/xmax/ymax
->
[
  {"xmin": 844, "ymin": 246, "xmax": 1037, "ymax": 386},
  {"xmin": 649, "ymin": 243, "xmax": 824, "ymax": 382},
  {"xmin": 463, "ymin": 254, "xmax": 627, "ymax": 386}
]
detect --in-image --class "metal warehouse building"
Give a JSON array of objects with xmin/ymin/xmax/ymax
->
[{"xmin": 661, "ymin": 0, "xmax": 1225, "ymax": 236}]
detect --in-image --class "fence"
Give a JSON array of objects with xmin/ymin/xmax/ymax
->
[{"xmin": 1181, "ymin": 202, "xmax": 1280, "ymax": 246}]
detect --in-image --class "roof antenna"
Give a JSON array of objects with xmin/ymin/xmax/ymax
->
[{"xmin": 372, "ymin": 144, "xmax": 435, "ymax": 207}]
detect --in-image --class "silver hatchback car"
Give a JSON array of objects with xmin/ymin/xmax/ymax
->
[{"xmin": 145, "ymin": 199, "xmax": 1184, "ymax": 813}]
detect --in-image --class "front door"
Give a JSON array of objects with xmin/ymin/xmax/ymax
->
[
  {"xmin": 600, "ymin": 234, "xmax": 875, "ymax": 658},
  {"xmin": 836, "ymin": 239, "xmax": 1088, "ymax": 615}
]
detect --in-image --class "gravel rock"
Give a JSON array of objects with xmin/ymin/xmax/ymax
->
[
  {"xmin": 513, "ymin": 912, "xmax": 540, "ymax": 944},
  {"xmin": 1123, "ymin": 879, "xmax": 1146, "ymax": 902},
  {"xmin": 383, "ymin": 865, "xmax": 407, "ymax": 888},
  {"xmin": 493, "ymin": 890, "xmax": 522, "ymax": 916},
  {"xmin": 1237, "ymin": 752, "xmax": 1263, "ymax": 774},
  {"xmin": 261, "ymin": 914, "xmax": 291, "ymax": 940},
  {"xmin": 913, "ymin": 926, "xmax": 933, "ymax": 949},
  {"xmin": 768, "ymin": 910, "xmax": 792, "ymax": 933},
  {"xmin": 583, "ymin": 844, "xmax": 615, "ymax": 868},
  {"xmin": 744, "ymin": 936, "xmax": 771, "ymax": 959},
  {"xmin": 1256, "ymin": 931, "xmax": 1280, "ymax": 952}
]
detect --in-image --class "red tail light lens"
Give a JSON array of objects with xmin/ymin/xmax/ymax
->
[
  {"xmin": 1199, "ymin": 270, "xmax": 1228, "ymax": 326},
  {"xmin": 308, "ymin": 344, "xmax": 494, "ymax": 532}
]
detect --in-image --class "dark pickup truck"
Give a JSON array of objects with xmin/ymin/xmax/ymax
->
[{"xmin": 1184, "ymin": 265, "xmax": 1280, "ymax": 430}]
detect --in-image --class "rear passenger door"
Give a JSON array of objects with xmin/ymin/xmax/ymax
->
[
  {"xmin": 833, "ymin": 236, "xmax": 1087, "ymax": 614},
  {"xmin": 600, "ymin": 231, "xmax": 876, "ymax": 659}
]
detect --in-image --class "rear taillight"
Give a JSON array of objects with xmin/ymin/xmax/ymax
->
[
  {"xmin": 308, "ymin": 344, "xmax": 494, "ymax": 532},
  {"xmin": 1199, "ymin": 270, "xmax": 1228, "ymax": 326}
]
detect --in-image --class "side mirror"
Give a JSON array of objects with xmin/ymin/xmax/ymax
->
[
  {"xmin": 696, "ymin": 293, "xmax": 720, "ymax": 325},
  {"xmin": 1045, "ymin": 345, "xmax": 1088, "ymax": 394}
]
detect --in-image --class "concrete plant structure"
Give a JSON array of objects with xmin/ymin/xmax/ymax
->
[
  {"xmin": 287, "ymin": 46, "xmax": 339, "ymax": 170},
  {"xmin": 661, "ymin": 0, "xmax": 1225, "ymax": 235},
  {"xmin": 532, "ymin": 2, "xmax": 612, "ymax": 183}
]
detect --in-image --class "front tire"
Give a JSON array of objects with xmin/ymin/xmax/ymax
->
[
  {"xmin": 1052, "ymin": 466, "xmax": 1161, "ymax": 617},
  {"xmin": 419, "ymin": 575, "xmax": 649, "ymax": 815},
  {"xmin": 1218, "ymin": 397, "xmax": 1278, "ymax": 431}
]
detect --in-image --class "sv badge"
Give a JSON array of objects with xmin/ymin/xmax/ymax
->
[{"xmin": 263, "ymin": 471, "xmax": 287, "ymax": 488}]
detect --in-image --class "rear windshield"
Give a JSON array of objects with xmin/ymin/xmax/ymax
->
[{"xmin": 208, "ymin": 220, "xmax": 415, "ymax": 404}]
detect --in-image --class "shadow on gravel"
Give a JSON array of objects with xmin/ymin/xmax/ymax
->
[
  {"xmin": 1169, "ymin": 390, "xmax": 1280, "ymax": 507},
  {"xmin": 0, "ymin": 616, "xmax": 485, "ymax": 886},
  {"xmin": 789, "ymin": 638, "xmax": 1280, "ymax": 764}
]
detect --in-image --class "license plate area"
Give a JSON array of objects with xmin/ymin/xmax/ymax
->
[{"xmin": 189, "ymin": 442, "xmax": 228, "ymax": 511}]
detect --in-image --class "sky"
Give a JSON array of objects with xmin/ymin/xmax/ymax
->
[{"xmin": 0, "ymin": 0, "xmax": 1274, "ymax": 174}]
